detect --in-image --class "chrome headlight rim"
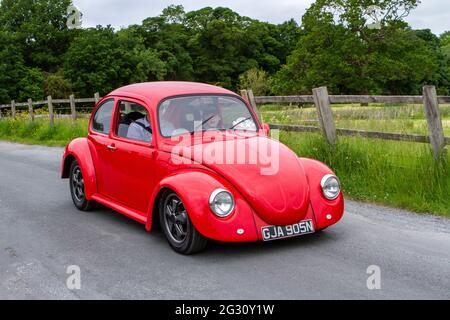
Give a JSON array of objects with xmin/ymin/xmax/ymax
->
[
  {"xmin": 320, "ymin": 174, "xmax": 341, "ymax": 200},
  {"xmin": 209, "ymin": 188, "xmax": 235, "ymax": 218}
]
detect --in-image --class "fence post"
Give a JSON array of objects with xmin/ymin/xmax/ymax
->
[
  {"xmin": 28, "ymin": 98, "xmax": 34, "ymax": 121},
  {"xmin": 70, "ymin": 94, "xmax": 77, "ymax": 121},
  {"xmin": 240, "ymin": 89, "xmax": 248, "ymax": 101},
  {"xmin": 423, "ymin": 85, "xmax": 445, "ymax": 159},
  {"xmin": 312, "ymin": 86, "xmax": 336, "ymax": 145},
  {"xmin": 247, "ymin": 89, "xmax": 263, "ymax": 122},
  {"xmin": 47, "ymin": 95, "xmax": 54, "ymax": 127},
  {"xmin": 94, "ymin": 92, "xmax": 100, "ymax": 104},
  {"xmin": 11, "ymin": 100, "xmax": 16, "ymax": 119}
]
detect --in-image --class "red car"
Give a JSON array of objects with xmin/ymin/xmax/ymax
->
[{"xmin": 62, "ymin": 82, "xmax": 344, "ymax": 254}]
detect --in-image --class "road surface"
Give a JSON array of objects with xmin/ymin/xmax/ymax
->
[{"xmin": 0, "ymin": 141, "xmax": 449, "ymax": 299}]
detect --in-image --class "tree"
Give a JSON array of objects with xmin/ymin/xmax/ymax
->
[
  {"xmin": 44, "ymin": 71, "xmax": 72, "ymax": 98},
  {"xmin": 18, "ymin": 67, "xmax": 45, "ymax": 101},
  {"xmin": 438, "ymin": 31, "xmax": 450, "ymax": 94},
  {"xmin": 272, "ymin": 0, "xmax": 439, "ymax": 95},
  {"xmin": 239, "ymin": 68, "xmax": 272, "ymax": 96},
  {"xmin": 0, "ymin": 31, "xmax": 26, "ymax": 103},
  {"xmin": 64, "ymin": 26, "xmax": 167, "ymax": 97},
  {"xmin": 140, "ymin": 6, "xmax": 194, "ymax": 81},
  {"xmin": 63, "ymin": 27, "xmax": 120, "ymax": 96},
  {"xmin": 0, "ymin": 0, "xmax": 74, "ymax": 71}
]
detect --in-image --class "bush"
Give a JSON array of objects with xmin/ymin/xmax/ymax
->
[{"xmin": 238, "ymin": 68, "xmax": 272, "ymax": 96}]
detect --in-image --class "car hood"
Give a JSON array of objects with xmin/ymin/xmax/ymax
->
[{"xmin": 163, "ymin": 134, "xmax": 310, "ymax": 226}]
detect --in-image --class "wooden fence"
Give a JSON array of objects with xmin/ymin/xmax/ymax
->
[
  {"xmin": 0, "ymin": 93, "xmax": 101, "ymax": 126},
  {"xmin": 241, "ymin": 85, "xmax": 449, "ymax": 159},
  {"xmin": 0, "ymin": 86, "xmax": 448, "ymax": 159}
]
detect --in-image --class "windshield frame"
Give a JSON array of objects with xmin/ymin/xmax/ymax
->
[{"xmin": 156, "ymin": 93, "xmax": 261, "ymax": 139}]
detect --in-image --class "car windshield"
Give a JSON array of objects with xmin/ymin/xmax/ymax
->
[{"xmin": 158, "ymin": 95, "xmax": 258, "ymax": 138}]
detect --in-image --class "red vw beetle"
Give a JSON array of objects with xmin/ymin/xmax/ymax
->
[{"xmin": 62, "ymin": 82, "xmax": 344, "ymax": 254}]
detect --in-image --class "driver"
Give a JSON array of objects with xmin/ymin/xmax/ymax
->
[
  {"xmin": 202, "ymin": 110, "xmax": 222, "ymax": 130},
  {"xmin": 127, "ymin": 113, "xmax": 152, "ymax": 142}
]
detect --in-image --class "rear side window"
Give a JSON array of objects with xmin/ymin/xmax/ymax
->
[
  {"xmin": 116, "ymin": 101, "xmax": 153, "ymax": 143},
  {"xmin": 92, "ymin": 100, "xmax": 115, "ymax": 134}
]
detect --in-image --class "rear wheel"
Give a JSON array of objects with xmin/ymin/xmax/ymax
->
[
  {"xmin": 69, "ymin": 160, "xmax": 96, "ymax": 211},
  {"xmin": 159, "ymin": 190, "xmax": 208, "ymax": 255}
]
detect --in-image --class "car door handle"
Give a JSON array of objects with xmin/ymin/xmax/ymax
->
[{"xmin": 107, "ymin": 144, "xmax": 117, "ymax": 151}]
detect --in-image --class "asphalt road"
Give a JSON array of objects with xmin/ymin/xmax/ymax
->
[{"xmin": 0, "ymin": 141, "xmax": 449, "ymax": 300}]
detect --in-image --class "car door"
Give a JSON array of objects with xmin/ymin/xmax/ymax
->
[
  {"xmin": 88, "ymin": 98, "xmax": 117, "ymax": 197},
  {"xmin": 100, "ymin": 98, "xmax": 157, "ymax": 215}
]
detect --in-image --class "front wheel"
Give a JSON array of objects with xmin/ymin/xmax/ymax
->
[
  {"xmin": 159, "ymin": 191, "xmax": 208, "ymax": 255},
  {"xmin": 69, "ymin": 160, "xmax": 96, "ymax": 211}
]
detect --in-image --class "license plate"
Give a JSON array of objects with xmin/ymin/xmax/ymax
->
[{"xmin": 262, "ymin": 220, "xmax": 315, "ymax": 241}]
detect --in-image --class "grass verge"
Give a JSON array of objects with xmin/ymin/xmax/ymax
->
[
  {"xmin": 280, "ymin": 131, "xmax": 450, "ymax": 217},
  {"xmin": 0, "ymin": 118, "xmax": 88, "ymax": 146}
]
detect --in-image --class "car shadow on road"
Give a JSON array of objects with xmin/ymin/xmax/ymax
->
[{"xmin": 93, "ymin": 204, "xmax": 344, "ymax": 259}]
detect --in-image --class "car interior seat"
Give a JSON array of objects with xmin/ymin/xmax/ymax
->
[{"xmin": 117, "ymin": 111, "xmax": 145, "ymax": 137}]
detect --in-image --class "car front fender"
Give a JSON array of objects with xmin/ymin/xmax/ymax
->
[
  {"xmin": 146, "ymin": 169, "xmax": 259, "ymax": 242},
  {"xmin": 299, "ymin": 158, "xmax": 345, "ymax": 230},
  {"xmin": 62, "ymin": 138, "xmax": 97, "ymax": 200}
]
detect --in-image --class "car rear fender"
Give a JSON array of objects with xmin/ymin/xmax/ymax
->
[
  {"xmin": 62, "ymin": 138, "xmax": 97, "ymax": 200},
  {"xmin": 146, "ymin": 169, "xmax": 259, "ymax": 242}
]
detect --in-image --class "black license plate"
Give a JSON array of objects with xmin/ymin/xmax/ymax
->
[{"xmin": 262, "ymin": 220, "xmax": 315, "ymax": 241}]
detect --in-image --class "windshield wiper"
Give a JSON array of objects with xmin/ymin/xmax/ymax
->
[
  {"xmin": 193, "ymin": 115, "xmax": 215, "ymax": 132},
  {"xmin": 230, "ymin": 117, "xmax": 252, "ymax": 130}
]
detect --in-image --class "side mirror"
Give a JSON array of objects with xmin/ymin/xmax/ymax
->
[{"xmin": 261, "ymin": 123, "xmax": 270, "ymax": 136}]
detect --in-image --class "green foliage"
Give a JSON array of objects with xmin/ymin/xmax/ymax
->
[
  {"xmin": 0, "ymin": 30, "xmax": 25, "ymax": 102},
  {"xmin": 0, "ymin": 1, "xmax": 448, "ymax": 103},
  {"xmin": 0, "ymin": 0, "xmax": 73, "ymax": 70},
  {"xmin": 18, "ymin": 67, "xmax": 45, "ymax": 101},
  {"xmin": 239, "ymin": 68, "xmax": 272, "ymax": 96},
  {"xmin": 272, "ymin": 0, "xmax": 445, "ymax": 95},
  {"xmin": 63, "ymin": 26, "xmax": 167, "ymax": 96},
  {"xmin": 44, "ymin": 71, "xmax": 72, "ymax": 98}
]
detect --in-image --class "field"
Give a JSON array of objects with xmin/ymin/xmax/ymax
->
[
  {"xmin": 0, "ymin": 103, "xmax": 449, "ymax": 216},
  {"xmin": 260, "ymin": 103, "xmax": 450, "ymax": 136}
]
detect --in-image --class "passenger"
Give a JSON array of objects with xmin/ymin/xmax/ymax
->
[{"xmin": 127, "ymin": 114, "xmax": 152, "ymax": 142}]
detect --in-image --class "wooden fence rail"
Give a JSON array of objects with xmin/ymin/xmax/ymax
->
[
  {"xmin": 0, "ymin": 93, "xmax": 100, "ymax": 125},
  {"xmin": 242, "ymin": 86, "xmax": 449, "ymax": 159},
  {"xmin": 254, "ymin": 95, "xmax": 450, "ymax": 105}
]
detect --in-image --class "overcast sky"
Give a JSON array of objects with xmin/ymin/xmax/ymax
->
[{"xmin": 73, "ymin": 0, "xmax": 449, "ymax": 35}]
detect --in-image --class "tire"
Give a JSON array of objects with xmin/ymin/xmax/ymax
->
[
  {"xmin": 69, "ymin": 160, "xmax": 96, "ymax": 211},
  {"xmin": 159, "ymin": 190, "xmax": 208, "ymax": 255}
]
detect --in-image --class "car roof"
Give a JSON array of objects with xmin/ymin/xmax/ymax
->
[{"xmin": 108, "ymin": 81, "xmax": 237, "ymax": 103}]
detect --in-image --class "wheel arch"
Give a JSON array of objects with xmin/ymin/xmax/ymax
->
[
  {"xmin": 299, "ymin": 157, "xmax": 345, "ymax": 230},
  {"xmin": 62, "ymin": 154, "xmax": 76, "ymax": 179},
  {"xmin": 61, "ymin": 138, "xmax": 98, "ymax": 199},
  {"xmin": 145, "ymin": 170, "xmax": 259, "ymax": 242}
]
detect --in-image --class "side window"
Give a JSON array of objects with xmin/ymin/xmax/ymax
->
[
  {"xmin": 116, "ymin": 101, "xmax": 152, "ymax": 143},
  {"xmin": 92, "ymin": 100, "xmax": 115, "ymax": 134}
]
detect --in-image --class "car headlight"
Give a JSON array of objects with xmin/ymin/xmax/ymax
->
[
  {"xmin": 321, "ymin": 174, "xmax": 341, "ymax": 200},
  {"xmin": 209, "ymin": 189, "xmax": 235, "ymax": 217}
]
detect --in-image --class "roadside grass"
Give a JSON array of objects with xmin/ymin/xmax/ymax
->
[
  {"xmin": 280, "ymin": 131, "xmax": 450, "ymax": 217},
  {"xmin": 0, "ymin": 117, "xmax": 88, "ymax": 146}
]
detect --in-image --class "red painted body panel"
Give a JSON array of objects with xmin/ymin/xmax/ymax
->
[
  {"xmin": 62, "ymin": 138, "xmax": 97, "ymax": 199},
  {"xmin": 62, "ymin": 82, "xmax": 345, "ymax": 243}
]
